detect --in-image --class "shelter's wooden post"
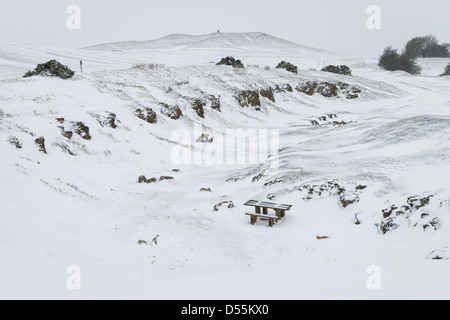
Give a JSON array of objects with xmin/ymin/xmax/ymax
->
[
  {"xmin": 275, "ymin": 209, "xmax": 280, "ymax": 218},
  {"xmin": 263, "ymin": 207, "xmax": 268, "ymax": 215},
  {"xmin": 255, "ymin": 206, "xmax": 261, "ymax": 214}
]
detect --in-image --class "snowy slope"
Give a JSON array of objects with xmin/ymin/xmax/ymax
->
[
  {"xmin": 1, "ymin": 33, "xmax": 450, "ymax": 299},
  {"xmin": 0, "ymin": 33, "xmax": 347, "ymax": 81}
]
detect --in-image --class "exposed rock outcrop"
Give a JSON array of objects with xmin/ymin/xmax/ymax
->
[
  {"xmin": 260, "ymin": 87, "xmax": 275, "ymax": 103},
  {"xmin": 75, "ymin": 122, "xmax": 91, "ymax": 140},
  {"xmin": 426, "ymin": 247, "xmax": 450, "ymax": 260},
  {"xmin": 296, "ymin": 81, "xmax": 361, "ymax": 99},
  {"xmin": 135, "ymin": 107, "xmax": 157, "ymax": 124},
  {"xmin": 95, "ymin": 112, "xmax": 118, "ymax": 129},
  {"xmin": 191, "ymin": 99, "xmax": 206, "ymax": 118},
  {"xmin": 54, "ymin": 142, "xmax": 76, "ymax": 156},
  {"xmin": 213, "ymin": 201, "xmax": 235, "ymax": 211},
  {"xmin": 8, "ymin": 136, "xmax": 22, "ymax": 149},
  {"xmin": 35, "ymin": 137, "xmax": 47, "ymax": 154},
  {"xmin": 376, "ymin": 195, "xmax": 441, "ymax": 234},
  {"xmin": 234, "ymin": 90, "xmax": 261, "ymax": 110},
  {"xmin": 160, "ymin": 103, "xmax": 182, "ymax": 120},
  {"xmin": 299, "ymin": 181, "xmax": 366, "ymax": 208}
]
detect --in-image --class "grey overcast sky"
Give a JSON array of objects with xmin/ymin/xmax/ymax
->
[{"xmin": 0, "ymin": 0, "xmax": 449, "ymax": 57}]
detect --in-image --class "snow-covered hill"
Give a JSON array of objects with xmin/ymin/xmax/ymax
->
[
  {"xmin": 1, "ymin": 33, "xmax": 450, "ymax": 299},
  {"xmin": 86, "ymin": 32, "xmax": 305, "ymax": 50}
]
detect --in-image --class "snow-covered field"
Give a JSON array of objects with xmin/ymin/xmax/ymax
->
[{"xmin": 0, "ymin": 33, "xmax": 449, "ymax": 299}]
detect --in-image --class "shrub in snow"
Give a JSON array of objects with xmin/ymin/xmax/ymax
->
[
  {"xmin": 132, "ymin": 63, "xmax": 165, "ymax": 70},
  {"xmin": 138, "ymin": 175, "xmax": 157, "ymax": 184},
  {"xmin": 23, "ymin": 60, "xmax": 75, "ymax": 79},
  {"xmin": 216, "ymin": 56, "xmax": 244, "ymax": 68},
  {"xmin": 404, "ymin": 35, "xmax": 449, "ymax": 58},
  {"xmin": 321, "ymin": 65, "xmax": 352, "ymax": 76},
  {"xmin": 441, "ymin": 63, "xmax": 450, "ymax": 76},
  {"xmin": 275, "ymin": 61, "xmax": 298, "ymax": 74},
  {"xmin": 378, "ymin": 47, "xmax": 421, "ymax": 74}
]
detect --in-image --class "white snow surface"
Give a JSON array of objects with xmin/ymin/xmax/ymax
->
[{"xmin": 0, "ymin": 32, "xmax": 450, "ymax": 300}]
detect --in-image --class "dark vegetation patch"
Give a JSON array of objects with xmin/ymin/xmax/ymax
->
[
  {"xmin": 23, "ymin": 60, "xmax": 75, "ymax": 79},
  {"xmin": 216, "ymin": 57, "xmax": 244, "ymax": 68}
]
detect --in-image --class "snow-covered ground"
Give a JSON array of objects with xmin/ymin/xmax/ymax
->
[{"xmin": 0, "ymin": 33, "xmax": 449, "ymax": 299}]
